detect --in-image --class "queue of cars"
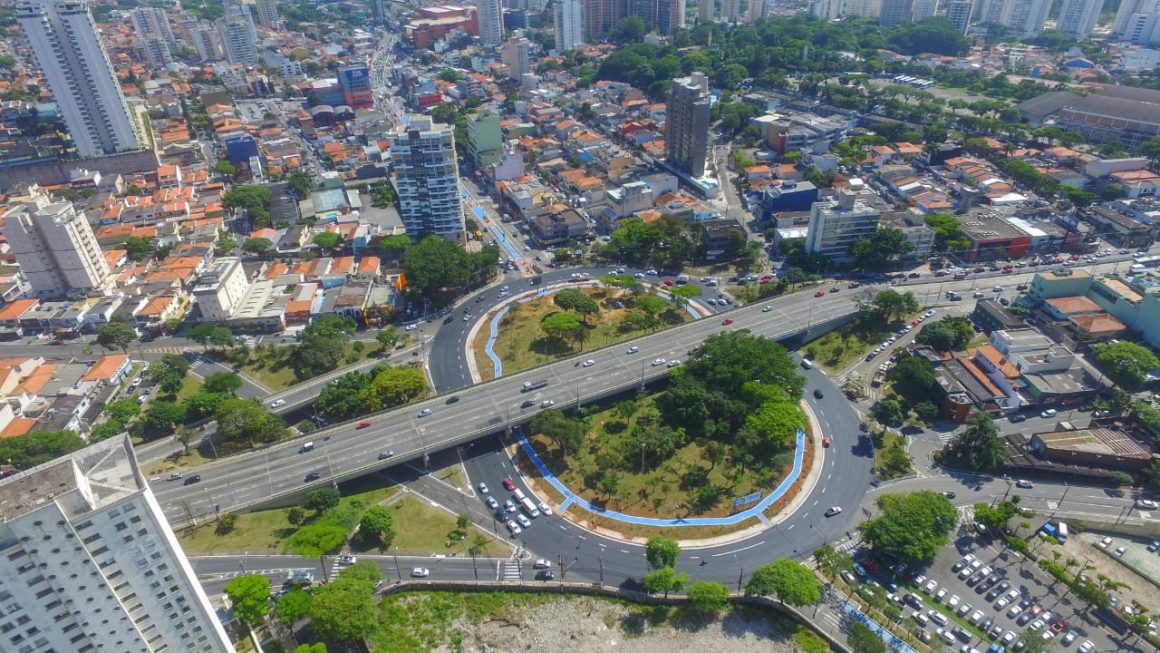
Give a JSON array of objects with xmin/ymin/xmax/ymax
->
[{"xmin": 483, "ymin": 478, "xmax": 549, "ymax": 537}]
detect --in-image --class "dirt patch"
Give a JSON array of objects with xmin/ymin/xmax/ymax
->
[{"xmin": 1064, "ymin": 533, "xmax": 1160, "ymax": 610}]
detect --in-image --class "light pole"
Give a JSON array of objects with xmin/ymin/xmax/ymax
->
[
  {"xmin": 734, "ymin": 554, "xmax": 743, "ymax": 593},
  {"xmin": 599, "ymin": 545, "xmax": 605, "ymax": 586}
]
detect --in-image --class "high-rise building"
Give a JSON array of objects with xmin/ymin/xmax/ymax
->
[
  {"xmin": 477, "ymin": 0, "xmax": 503, "ymax": 46},
  {"xmin": 131, "ymin": 7, "xmax": 176, "ymax": 46},
  {"xmin": 582, "ymin": 0, "xmax": 625, "ymax": 41},
  {"xmin": 1055, "ymin": 0, "xmax": 1099, "ymax": 37},
  {"xmin": 467, "ymin": 108, "xmax": 503, "ymax": 169},
  {"xmin": 946, "ymin": 0, "xmax": 973, "ymax": 32},
  {"xmin": 187, "ymin": 20, "xmax": 223, "ymax": 61},
  {"xmin": 976, "ymin": 0, "xmax": 1004, "ymax": 24},
  {"xmin": 389, "ymin": 116, "xmax": 465, "ymax": 239},
  {"xmin": 555, "ymin": 0, "xmax": 584, "ymax": 50},
  {"xmin": 878, "ymin": 0, "xmax": 913, "ymax": 25},
  {"xmin": 665, "ymin": 73, "xmax": 711, "ymax": 178},
  {"xmin": 809, "ymin": 0, "xmax": 845, "ymax": 19},
  {"xmin": 720, "ymin": 0, "xmax": 741, "ymax": 22},
  {"xmin": 1121, "ymin": 10, "xmax": 1160, "ymax": 44},
  {"xmin": 656, "ymin": 0, "xmax": 685, "ymax": 33},
  {"xmin": 139, "ymin": 36, "xmax": 173, "ymax": 68},
  {"xmin": 502, "ymin": 33, "xmax": 531, "ymax": 79},
  {"xmin": 254, "ymin": 0, "xmax": 279, "ymax": 28},
  {"xmin": 698, "ymin": 0, "xmax": 713, "ymax": 21},
  {"xmin": 17, "ymin": 0, "xmax": 141, "ymax": 158},
  {"xmin": 217, "ymin": 5, "xmax": 258, "ymax": 66},
  {"xmin": 1113, "ymin": 0, "xmax": 1159, "ymax": 34},
  {"xmin": 1002, "ymin": 0, "xmax": 1050, "ymax": 35},
  {"xmin": 0, "ymin": 435, "xmax": 235, "ymax": 653},
  {"xmin": 805, "ymin": 185, "xmax": 882, "ymax": 261},
  {"xmin": 3, "ymin": 196, "xmax": 112, "ymax": 298},
  {"xmin": 843, "ymin": 0, "xmax": 881, "ymax": 17},
  {"xmin": 910, "ymin": 0, "xmax": 936, "ymax": 20}
]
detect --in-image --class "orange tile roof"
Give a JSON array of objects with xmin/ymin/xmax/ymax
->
[
  {"xmin": 0, "ymin": 298, "xmax": 38, "ymax": 321},
  {"xmin": 13, "ymin": 363, "xmax": 55, "ymax": 395},
  {"xmin": 265, "ymin": 262, "xmax": 288, "ymax": 279},
  {"xmin": 82, "ymin": 354, "xmax": 128, "ymax": 382},
  {"xmin": 957, "ymin": 356, "xmax": 1004, "ymax": 397},
  {"xmin": 137, "ymin": 295, "xmax": 175, "ymax": 317},
  {"xmin": 1, "ymin": 417, "xmax": 37, "ymax": 439},
  {"xmin": 974, "ymin": 345, "xmax": 1020, "ymax": 379},
  {"xmin": 104, "ymin": 250, "xmax": 127, "ymax": 268},
  {"xmin": 1071, "ymin": 313, "xmax": 1126, "ymax": 334},
  {"xmin": 1045, "ymin": 296, "xmax": 1102, "ymax": 314},
  {"xmin": 358, "ymin": 256, "xmax": 380, "ymax": 275}
]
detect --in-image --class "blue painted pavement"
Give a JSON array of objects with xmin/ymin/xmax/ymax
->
[{"xmin": 838, "ymin": 601, "xmax": 919, "ymax": 653}]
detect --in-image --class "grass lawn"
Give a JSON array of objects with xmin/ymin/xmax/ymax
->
[
  {"xmin": 375, "ymin": 495, "xmax": 508, "ymax": 557},
  {"xmin": 217, "ymin": 343, "xmax": 379, "ymax": 391},
  {"xmin": 473, "ymin": 287, "xmax": 691, "ymax": 381},
  {"xmin": 526, "ymin": 395, "xmax": 795, "ymax": 521},
  {"xmin": 141, "ymin": 446, "xmax": 213, "ymax": 476},
  {"xmin": 174, "ymin": 372, "xmax": 202, "ymax": 402},
  {"xmin": 804, "ymin": 315, "xmax": 912, "ymax": 372},
  {"xmin": 178, "ymin": 476, "xmax": 397, "ymax": 554},
  {"xmin": 873, "ymin": 430, "xmax": 914, "ymax": 480}
]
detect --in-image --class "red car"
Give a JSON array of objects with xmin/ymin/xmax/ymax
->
[
  {"xmin": 1002, "ymin": 267, "xmax": 1013, "ymax": 274},
  {"xmin": 822, "ymin": 435, "xmax": 832, "ymax": 447},
  {"xmin": 814, "ymin": 290, "xmax": 825, "ymax": 297},
  {"xmin": 722, "ymin": 318, "xmax": 733, "ymax": 325},
  {"xmin": 502, "ymin": 478, "xmax": 515, "ymax": 491},
  {"xmin": 355, "ymin": 420, "xmax": 372, "ymax": 429},
  {"xmin": 663, "ymin": 279, "xmax": 674, "ymax": 287}
]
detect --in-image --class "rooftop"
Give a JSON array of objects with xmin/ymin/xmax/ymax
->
[
  {"xmin": 0, "ymin": 435, "xmax": 142, "ymax": 521},
  {"xmin": 1044, "ymin": 295, "xmax": 1102, "ymax": 315},
  {"xmin": 1032, "ymin": 427, "xmax": 1152, "ymax": 459}
]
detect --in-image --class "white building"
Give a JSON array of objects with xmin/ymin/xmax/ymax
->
[
  {"xmin": 878, "ymin": 0, "xmax": 913, "ymax": 25},
  {"xmin": 192, "ymin": 257, "xmax": 251, "ymax": 322},
  {"xmin": 1119, "ymin": 48, "xmax": 1160, "ymax": 72},
  {"xmin": 389, "ymin": 116, "xmax": 465, "ymax": 239},
  {"xmin": 554, "ymin": 0, "xmax": 584, "ymax": 51},
  {"xmin": 1113, "ymin": 0, "xmax": 1158, "ymax": 34},
  {"xmin": 3, "ymin": 196, "xmax": 111, "ymax": 298},
  {"xmin": 476, "ymin": 0, "xmax": 502, "ymax": 47},
  {"xmin": 502, "ymin": 34, "xmax": 531, "ymax": 79},
  {"xmin": 910, "ymin": 0, "xmax": 937, "ymax": 20},
  {"xmin": 1055, "ymin": 0, "xmax": 1099, "ymax": 38},
  {"xmin": 804, "ymin": 184, "xmax": 882, "ymax": 261},
  {"xmin": 1120, "ymin": 11, "xmax": 1160, "ymax": 45},
  {"xmin": 946, "ymin": 0, "xmax": 972, "ymax": 33},
  {"xmin": 139, "ymin": 36, "xmax": 173, "ymax": 69},
  {"xmin": 0, "ymin": 436, "xmax": 235, "ymax": 653},
  {"xmin": 1002, "ymin": 0, "xmax": 1050, "ymax": 36},
  {"xmin": 17, "ymin": 0, "xmax": 141, "ymax": 158},
  {"xmin": 217, "ymin": 6, "xmax": 258, "ymax": 66},
  {"xmin": 131, "ymin": 7, "xmax": 176, "ymax": 46},
  {"xmin": 187, "ymin": 20, "xmax": 223, "ymax": 61}
]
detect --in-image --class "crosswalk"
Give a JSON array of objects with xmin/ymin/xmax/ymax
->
[
  {"xmin": 500, "ymin": 560, "xmax": 522, "ymax": 581},
  {"xmin": 817, "ymin": 608, "xmax": 843, "ymax": 632},
  {"xmin": 140, "ymin": 346, "xmax": 188, "ymax": 355},
  {"xmin": 957, "ymin": 505, "xmax": 976, "ymax": 524},
  {"xmin": 937, "ymin": 431, "xmax": 959, "ymax": 445}
]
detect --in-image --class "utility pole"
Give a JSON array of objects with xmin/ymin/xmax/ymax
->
[
  {"xmin": 472, "ymin": 551, "xmax": 479, "ymax": 580},
  {"xmin": 599, "ymin": 545, "xmax": 605, "ymax": 586},
  {"xmin": 393, "ymin": 553, "xmax": 402, "ymax": 581},
  {"xmin": 319, "ymin": 555, "xmax": 329, "ymax": 582}
]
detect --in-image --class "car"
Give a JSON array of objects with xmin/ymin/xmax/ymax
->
[
  {"xmin": 541, "ymin": 399, "xmax": 555, "ymax": 408},
  {"xmin": 1029, "ymin": 604, "xmax": 1044, "ymax": 617},
  {"xmin": 1098, "ymin": 536, "xmax": 1113, "ymax": 549},
  {"xmin": 652, "ymin": 358, "xmax": 667, "ymax": 366},
  {"xmin": 936, "ymin": 588, "xmax": 948, "ymax": 602},
  {"xmin": 1008, "ymin": 604, "xmax": 1023, "ymax": 618},
  {"xmin": 536, "ymin": 570, "xmax": 555, "ymax": 581},
  {"xmin": 445, "ymin": 395, "xmax": 460, "ymax": 404},
  {"xmin": 305, "ymin": 472, "xmax": 322, "ymax": 482},
  {"xmin": 411, "ymin": 567, "xmax": 430, "ymax": 578},
  {"xmin": 1078, "ymin": 641, "xmax": 1094, "ymax": 653},
  {"xmin": 667, "ymin": 359, "xmax": 681, "ymax": 368},
  {"xmin": 167, "ymin": 472, "xmax": 183, "ymax": 481},
  {"xmin": 1016, "ymin": 479, "xmax": 1034, "ymax": 489},
  {"xmin": 813, "ymin": 389, "xmax": 824, "ymax": 399},
  {"xmin": 924, "ymin": 579, "xmax": 938, "ymax": 593},
  {"xmin": 937, "ymin": 628, "xmax": 956, "ymax": 645},
  {"xmin": 1148, "ymin": 541, "xmax": 1160, "ymax": 552},
  {"xmin": 183, "ymin": 475, "xmax": 201, "ymax": 485},
  {"xmin": 829, "ymin": 286, "xmax": 840, "ymax": 293},
  {"xmin": 1137, "ymin": 499, "xmax": 1160, "ymax": 510},
  {"xmin": 948, "ymin": 595, "xmax": 961, "ymax": 609},
  {"xmin": 1115, "ymin": 546, "xmax": 1127, "ymax": 556},
  {"xmin": 990, "ymin": 624, "xmax": 1005, "ymax": 639},
  {"xmin": 582, "ymin": 359, "xmax": 595, "ymax": 367},
  {"xmin": 627, "ymin": 346, "xmax": 639, "ymax": 354},
  {"xmin": 914, "ymin": 575, "xmax": 927, "ymax": 588},
  {"xmin": 485, "ymin": 496, "xmax": 498, "ymax": 509},
  {"xmin": 722, "ymin": 318, "xmax": 735, "ymax": 326},
  {"xmin": 356, "ymin": 420, "xmax": 372, "ymax": 429},
  {"xmin": 538, "ymin": 501, "xmax": 552, "ymax": 515},
  {"xmin": 506, "ymin": 520, "xmax": 522, "ymax": 535},
  {"xmin": 969, "ymin": 610, "xmax": 985, "ymax": 625},
  {"xmin": 417, "ymin": 408, "xmax": 432, "ymax": 418},
  {"xmin": 270, "ymin": 399, "xmax": 286, "ymax": 408},
  {"xmin": 822, "ymin": 435, "xmax": 832, "ymax": 447},
  {"xmin": 533, "ymin": 559, "xmax": 552, "ymax": 569},
  {"xmin": 503, "ymin": 478, "xmax": 515, "ymax": 491},
  {"xmin": 986, "ymin": 586, "xmax": 1005, "ymax": 601},
  {"xmin": 956, "ymin": 602, "xmax": 972, "ymax": 617},
  {"xmin": 516, "ymin": 513, "xmax": 532, "ymax": 528},
  {"xmin": 973, "ymin": 291, "xmax": 986, "ymax": 298},
  {"xmin": 1016, "ymin": 612, "xmax": 1034, "ymax": 627},
  {"xmin": 1010, "ymin": 413, "xmax": 1027, "ymax": 423},
  {"xmin": 980, "ymin": 617, "xmax": 994, "ymax": 632},
  {"xmin": 378, "ymin": 450, "xmax": 395, "ymax": 460},
  {"xmin": 930, "ymin": 611, "xmax": 949, "ymax": 627},
  {"xmin": 1051, "ymin": 621, "xmax": 1067, "ymax": 635},
  {"xmin": 968, "ymin": 571, "xmax": 987, "ymax": 585},
  {"xmin": 763, "ymin": 306, "xmax": 773, "ymax": 312},
  {"xmin": 1040, "ymin": 409, "xmax": 1057, "ymax": 418},
  {"xmin": 1029, "ymin": 619, "xmax": 1045, "ymax": 632},
  {"xmin": 914, "ymin": 628, "xmax": 932, "ymax": 644},
  {"xmin": 819, "ymin": 505, "xmax": 842, "ymax": 518},
  {"xmin": 996, "ymin": 596, "xmax": 1012, "ymax": 610},
  {"xmin": 815, "ymin": 290, "xmax": 826, "ymax": 297}
]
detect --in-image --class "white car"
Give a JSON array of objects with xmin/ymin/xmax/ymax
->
[
  {"xmin": 270, "ymin": 399, "xmax": 286, "ymax": 408},
  {"xmin": 417, "ymin": 408, "xmax": 432, "ymax": 417},
  {"xmin": 1007, "ymin": 604, "xmax": 1023, "ymax": 618},
  {"xmin": 1098, "ymin": 536, "xmax": 1113, "ymax": 549},
  {"xmin": 1002, "ymin": 632, "xmax": 1017, "ymax": 646},
  {"xmin": 936, "ymin": 588, "xmax": 948, "ymax": 602},
  {"xmin": 969, "ymin": 610, "xmax": 984, "ymax": 624},
  {"xmin": 478, "ymin": 482, "xmax": 489, "ymax": 494},
  {"xmin": 763, "ymin": 306, "xmax": 772, "ymax": 312},
  {"xmin": 1078, "ymin": 641, "xmax": 1094, "ymax": 653},
  {"xmin": 1029, "ymin": 619, "xmax": 1045, "ymax": 632},
  {"xmin": 533, "ymin": 559, "xmax": 551, "ymax": 569},
  {"xmin": 582, "ymin": 359, "xmax": 595, "ymax": 367},
  {"xmin": 506, "ymin": 520, "xmax": 522, "ymax": 535},
  {"xmin": 411, "ymin": 567, "xmax": 430, "ymax": 578},
  {"xmin": 1115, "ymin": 546, "xmax": 1127, "ymax": 557},
  {"xmin": 924, "ymin": 309, "xmax": 935, "ymax": 317},
  {"xmin": 924, "ymin": 579, "xmax": 938, "ymax": 593},
  {"xmin": 651, "ymin": 358, "xmax": 667, "ymax": 366},
  {"xmin": 1138, "ymin": 499, "xmax": 1159, "ymax": 510},
  {"xmin": 667, "ymin": 359, "xmax": 681, "ymax": 368},
  {"xmin": 537, "ymin": 501, "xmax": 552, "ymax": 515},
  {"xmin": 948, "ymin": 595, "xmax": 960, "ymax": 609},
  {"xmin": 627, "ymin": 346, "xmax": 639, "ymax": 354},
  {"xmin": 516, "ymin": 513, "xmax": 532, "ymax": 528}
]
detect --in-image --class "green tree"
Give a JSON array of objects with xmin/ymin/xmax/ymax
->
[
  {"xmin": 242, "ymin": 237, "xmax": 273, "ymax": 255},
  {"xmin": 860, "ymin": 491, "xmax": 958, "ymax": 563},
  {"xmin": 306, "ymin": 487, "xmax": 341, "ymax": 513},
  {"xmin": 643, "ymin": 565, "xmax": 688, "ymax": 597},
  {"xmin": 224, "ymin": 185, "xmax": 273, "ymax": 227},
  {"xmin": 946, "ymin": 411, "xmax": 1006, "ymax": 471},
  {"xmin": 529, "ymin": 409, "xmax": 585, "ymax": 458},
  {"xmin": 147, "ymin": 354, "xmax": 190, "ymax": 395},
  {"xmin": 215, "ymin": 512, "xmax": 238, "ymax": 534},
  {"xmin": 378, "ymin": 234, "xmax": 411, "ymax": 257},
  {"xmin": 187, "ymin": 323, "xmax": 235, "ymax": 348},
  {"xmin": 355, "ymin": 505, "xmax": 396, "ymax": 548},
  {"xmin": 286, "ymin": 170, "xmax": 314, "ymax": 198},
  {"xmin": 744, "ymin": 399, "xmax": 806, "ymax": 451},
  {"xmin": 541, "ymin": 311, "xmax": 586, "ymax": 348},
  {"xmin": 214, "ymin": 398, "xmax": 287, "ymax": 448},
  {"xmin": 123, "ymin": 235, "xmax": 154, "ymax": 261},
  {"xmin": 610, "ymin": 15, "xmax": 647, "ymax": 43},
  {"xmin": 214, "ymin": 160, "xmax": 236, "ymax": 177},
  {"xmin": 745, "ymin": 559, "xmax": 821, "ymax": 606},
  {"xmin": 553, "ymin": 288, "xmax": 600, "ymax": 319},
  {"xmin": 645, "ymin": 535, "xmax": 681, "ymax": 570},
  {"xmin": 608, "ymin": 217, "xmax": 664, "ymax": 264},
  {"xmin": 223, "ymin": 574, "xmax": 271, "ymax": 624},
  {"xmin": 0, "ymin": 430, "xmax": 85, "ymax": 469},
  {"xmin": 140, "ymin": 401, "xmax": 186, "ymax": 438},
  {"xmin": 688, "ymin": 580, "xmax": 731, "ymax": 614},
  {"xmin": 1092, "ymin": 341, "xmax": 1160, "ymax": 392},
  {"xmin": 886, "ymin": 354, "xmax": 936, "ymax": 405},
  {"xmin": 287, "ymin": 506, "xmax": 306, "ymax": 526},
  {"xmin": 375, "ymin": 327, "xmax": 403, "ymax": 350},
  {"xmin": 402, "ymin": 235, "xmax": 498, "ymax": 307},
  {"xmin": 96, "ymin": 321, "xmax": 137, "ymax": 353},
  {"xmin": 847, "ymin": 622, "xmax": 886, "ymax": 653},
  {"xmin": 293, "ymin": 315, "xmax": 357, "ymax": 380},
  {"xmin": 813, "ymin": 543, "xmax": 853, "ymax": 586},
  {"xmin": 105, "ymin": 398, "xmax": 141, "ymax": 424},
  {"xmin": 359, "ymin": 366, "xmax": 427, "ymax": 411},
  {"xmin": 276, "ymin": 588, "xmax": 313, "ymax": 625},
  {"xmin": 203, "ymin": 371, "xmax": 243, "ymax": 394},
  {"xmin": 309, "ymin": 576, "xmax": 378, "ymax": 643},
  {"xmin": 850, "ymin": 228, "xmax": 914, "ymax": 270},
  {"xmin": 313, "ymin": 231, "xmax": 343, "ymax": 251}
]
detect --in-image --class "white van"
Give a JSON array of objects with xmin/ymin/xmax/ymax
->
[
  {"xmin": 513, "ymin": 488, "xmax": 526, "ymax": 501},
  {"xmin": 299, "ymin": 441, "xmax": 314, "ymax": 453},
  {"xmin": 801, "ymin": 359, "xmax": 813, "ymax": 370}
]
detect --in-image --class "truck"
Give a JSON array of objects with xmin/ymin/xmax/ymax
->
[
  {"xmin": 1041, "ymin": 521, "xmax": 1068, "ymax": 542},
  {"xmin": 522, "ymin": 380, "xmax": 548, "ymax": 393}
]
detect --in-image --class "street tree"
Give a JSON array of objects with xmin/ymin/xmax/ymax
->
[
  {"xmin": 850, "ymin": 228, "xmax": 913, "ymax": 270},
  {"xmin": 223, "ymin": 574, "xmax": 271, "ymax": 624},
  {"xmin": 745, "ymin": 559, "xmax": 821, "ymax": 605},
  {"xmin": 203, "ymin": 371, "xmax": 242, "ymax": 394},
  {"xmin": 643, "ymin": 565, "xmax": 688, "ymax": 597},
  {"xmin": 860, "ymin": 491, "xmax": 957, "ymax": 563},
  {"xmin": 670, "ymin": 283, "xmax": 702, "ymax": 309},
  {"xmin": 359, "ymin": 366, "xmax": 427, "ymax": 411},
  {"xmin": 541, "ymin": 311, "xmax": 585, "ymax": 349},
  {"xmin": 293, "ymin": 315, "xmax": 356, "ymax": 380},
  {"xmin": 214, "ymin": 398, "xmax": 287, "ymax": 448},
  {"xmin": 946, "ymin": 411, "xmax": 1006, "ymax": 471},
  {"xmin": 187, "ymin": 323, "xmax": 235, "ymax": 349},
  {"xmin": 306, "ymin": 487, "xmax": 341, "ymax": 513},
  {"xmin": 356, "ymin": 505, "xmax": 396, "ymax": 549},
  {"xmin": 847, "ymin": 622, "xmax": 887, "ymax": 653},
  {"xmin": 375, "ymin": 327, "xmax": 404, "ymax": 350},
  {"xmin": 275, "ymin": 587, "xmax": 313, "ymax": 625},
  {"xmin": 813, "ymin": 543, "xmax": 853, "ymax": 586},
  {"xmin": 96, "ymin": 321, "xmax": 137, "ymax": 353},
  {"xmin": 1092, "ymin": 341, "xmax": 1160, "ymax": 392},
  {"xmin": 312, "ymin": 232, "xmax": 343, "ymax": 251},
  {"xmin": 645, "ymin": 535, "xmax": 681, "ymax": 570},
  {"xmin": 309, "ymin": 576, "xmax": 378, "ymax": 643},
  {"xmin": 242, "ymin": 237, "xmax": 273, "ymax": 255},
  {"xmin": 147, "ymin": 354, "xmax": 190, "ymax": 395},
  {"xmin": 687, "ymin": 580, "xmax": 731, "ymax": 614},
  {"xmin": 529, "ymin": 409, "xmax": 585, "ymax": 458}
]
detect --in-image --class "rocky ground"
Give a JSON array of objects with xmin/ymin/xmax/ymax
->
[{"xmin": 444, "ymin": 596, "xmax": 801, "ymax": 653}]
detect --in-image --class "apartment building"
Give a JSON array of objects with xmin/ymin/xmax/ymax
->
[
  {"xmin": 665, "ymin": 73, "xmax": 711, "ymax": 178},
  {"xmin": 804, "ymin": 184, "xmax": 882, "ymax": 261},
  {"xmin": 554, "ymin": 0, "xmax": 584, "ymax": 51},
  {"xmin": 191, "ymin": 257, "xmax": 251, "ymax": 322},
  {"xmin": 3, "ymin": 197, "xmax": 112, "ymax": 298},
  {"xmin": 0, "ymin": 436, "xmax": 235, "ymax": 652},
  {"xmin": 389, "ymin": 116, "xmax": 465, "ymax": 239},
  {"xmin": 477, "ymin": 0, "xmax": 503, "ymax": 46}
]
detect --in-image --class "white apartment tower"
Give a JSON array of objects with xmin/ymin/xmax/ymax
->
[
  {"xmin": 187, "ymin": 20, "xmax": 223, "ymax": 61},
  {"xmin": 217, "ymin": 6, "xmax": 258, "ymax": 66},
  {"xmin": 139, "ymin": 36, "xmax": 173, "ymax": 69},
  {"xmin": 17, "ymin": 0, "xmax": 141, "ymax": 158},
  {"xmin": 502, "ymin": 33, "xmax": 531, "ymax": 79},
  {"xmin": 1121, "ymin": 11, "xmax": 1160, "ymax": 44},
  {"xmin": 946, "ymin": 0, "xmax": 973, "ymax": 32},
  {"xmin": 554, "ymin": 0, "xmax": 585, "ymax": 51},
  {"xmin": 254, "ymin": 0, "xmax": 280, "ymax": 29},
  {"xmin": 192, "ymin": 257, "xmax": 251, "ymax": 322},
  {"xmin": 1114, "ymin": 0, "xmax": 1160, "ymax": 34},
  {"xmin": 130, "ymin": 7, "xmax": 176, "ymax": 46},
  {"xmin": 0, "ymin": 436, "xmax": 235, "ymax": 653},
  {"xmin": 1055, "ymin": 0, "xmax": 1099, "ymax": 37},
  {"xmin": 1002, "ymin": 0, "xmax": 1050, "ymax": 35},
  {"xmin": 910, "ymin": 0, "xmax": 937, "ymax": 20},
  {"xmin": 3, "ymin": 196, "xmax": 111, "ymax": 298},
  {"xmin": 805, "ymin": 184, "xmax": 882, "ymax": 261},
  {"xmin": 878, "ymin": 0, "xmax": 913, "ymax": 25},
  {"xmin": 477, "ymin": 0, "xmax": 503, "ymax": 47},
  {"xmin": 389, "ymin": 116, "xmax": 465, "ymax": 239}
]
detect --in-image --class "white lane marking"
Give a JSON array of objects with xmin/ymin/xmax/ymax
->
[
  {"xmin": 711, "ymin": 540, "xmax": 766, "ymax": 557},
  {"xmin": 787, "ymin": 524, "xmax": 795, "ymax": 530}
]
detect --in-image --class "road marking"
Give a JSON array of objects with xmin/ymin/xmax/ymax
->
[
  {"xmin": 557, "ymin": 524, "xmax": 566, "ymax": 530},
  {"xmin": 577, "ymin": 535, "xmax": 586, "ymax": 540},
  {"xmin": 827, "ymin": 473, "xmax": 832, "ymax": 481},
  {"xmin": 821, "ymin": 486, "xmax": 827, "ymax": 493},
  {"xmin": 620, "ymin": 549, "xmax": 630, "ymax": 554},
  {"xmin": 787, "ymin": 524, "xmax": 795, "ymax": 530},
  {"xmin": 1046, "ymin": 501, "xmax": 1058, "ymax": 510},
  {"xmin": 712, "ymin": 540, "xmax": 766, "ymax": 557}
]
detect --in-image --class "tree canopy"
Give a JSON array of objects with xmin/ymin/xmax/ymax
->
[
  {"xmin": 223, "ymin": 574, "xmax": 271, "ymax": 624},
  {"xmin": 860, "ymin": 491, "xmax": 957, "ymax": 562},
  {"xmin": 293, "ymin": 315, "xmax": 357, "ymax": 380},
  {"xmin": 944, "ymin": 411, "xmax": 1006, "ymax": 471},
  {"xmin": 745, "ymin": 559, "xmax": 821, "ymax": 606},
  {"xmin": 1092, "ymin": 341, "xmax": 1159, "ymax": 392},
  {"xmin": 309, "ymin": 574, "xmax": 378, "ymax": 643},
  {"xmin": 215, "ymin": 398, "xmax": 287, "ymax": 449},
  {"xmin": 645, "ymin": 535, "xmax": 681, "ymax": 570},
  {"xmin": 402, "ymin": 236, "xmax": 498, "ymax": 307},
  {"xmin": 0, "ymin": 430, "xmax": 85, "ymax": 470},
  {"xmin": 96, "ymin": 321, "xmax": 137, "ymax": 353}
]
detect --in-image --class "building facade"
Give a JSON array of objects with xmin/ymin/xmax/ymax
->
[
  {"xmin": 17, "ymin": 0, "xmax": 141, "ymax": 158},
  {"xmin": 0, "ymin": 436, "xmax": 235, "ymax": 653},
  {"xmin": 477, "ymin": 0, "xmax": 503, "ymax": 46},
  {"xmin": 3, "ymin": 197, "xmax": 111, "ymax": 298},
  {"xmin": 1055, "ymin": 0, "xmax": 1099, "ymax": 37},
  {"xmin": 946, "ymin": 0, "xmax": 972, "ymax": 32},
  {"xmin": 1114, "ymin": 0, "xmax": 1160, "ymax": 35},
  {"xmin": 554, "ymin": 0, "xmax": 584, "ymax": 51},
  {"xmin": 389, "ymin": 116, "xmax": 465, "ymax": 239},
  {"xmin": 217, "ymin": 6, "xmax": 258, "ymax": 66},
  {"xmin": 467, "ymin": 109, "xmax": 503, "ymax": 169},
  {"xmin": 192, "ymin": 257, "xmax": 250, "ymax": 322},
  {"xmin": 804, "ymin": 186, "xmax": 882, "ymax": 260},
  {"xmin": 877, "ymin": 0, "xmax": 913, "ymax": 25},
  {"xmin": 665, "ymin": 73, "xmax": 711, "ymax": 178},
  {"xmin": 131, "ymin": 7, "xmax": 176, "ymax": 45},
  {"xmin": 254, "ymin": 0, "xmax": 279, "ymax": 28},
  {"xmin": 501, "ymin": 34, "xmax": 531, "ymax": 79}
]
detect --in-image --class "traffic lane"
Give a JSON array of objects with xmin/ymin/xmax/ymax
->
[
  {"xmin": 192, "ymin": 554, "xmax": 494, "ymax": 594},
  {"xmin": 190, "ymin": 358, "xmax": 269, "ymax": 399}
]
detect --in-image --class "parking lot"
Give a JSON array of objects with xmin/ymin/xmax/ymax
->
[
  {"xmin": 1073, "ymin": 532, "xmax": 1160, "ymax": 612},
  {"xmin": 852, "ymin": 532, "xmax": 1126, "ymax": 652}
]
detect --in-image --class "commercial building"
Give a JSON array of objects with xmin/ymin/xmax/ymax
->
[
  {"xmin": 192, "ymin": 257, "xmax": 251, "ymax": 322},
  {"xmin": 403, "ymin": 6, "xmax": 479, "ymax": 50},
  {"xmin": 804, "ymin": 184, "xmax": 882, "ymax": 261},
  {"xmin": 3, "ymin": 196, "xmax": 111, "ymax": 298},
  {"xmin": 17, "ymin": 0, "xmax": 141, "ymax": 158},
  {"xmin": 0, "ymin": 435, "xmax": 235, "ymax": 652},
  {"xmin": 477, "ymin": 0, "xmax": 503, "ymax": 46},
  {"xmin": 467, "ymin": 109, "xmax": 503, "ymax": 169},
  {"xmin": 217, "ymin": 6, "xmax": 258, "ymax": 66},
  {"xmin": 665, "ymin": 73, "xmax": 711, "ymax": 178},
  {"xmin": 389, "ymin": 116, "xmax": 465, "ymax": 239},
  {"xmin": 338, "ymin": 65, "xmax": 373, "ymax": 109},
  {"xmin": 554, "ymin": 0, "xmax": 584, "ymax": 51},
  {"xmin": 1055, "ymin": 0, "xmax": 1099, "ymax": 38},
  {"xmin": 1029, "ymin": 427, "xmax": 1154, "ymax": 471}
]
